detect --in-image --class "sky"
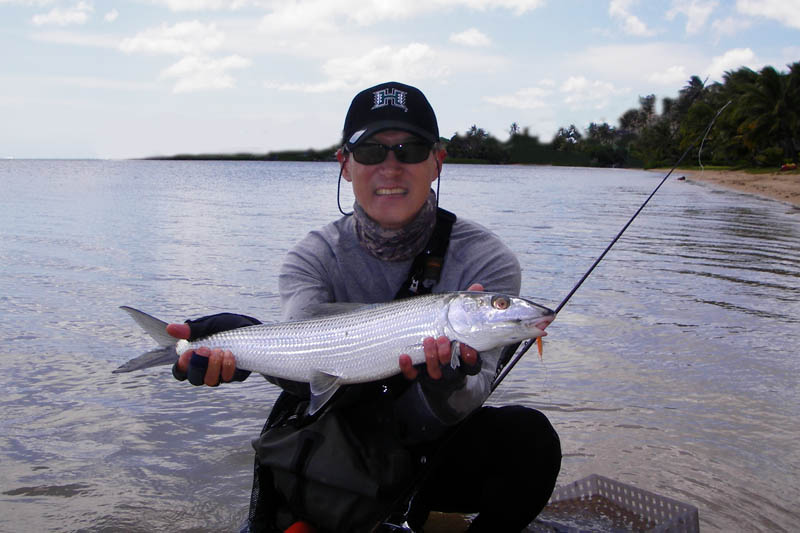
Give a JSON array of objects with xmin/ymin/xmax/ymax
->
[{"xmin": 2, "ymin": 0, "xmax": 799, "ymax": 159}]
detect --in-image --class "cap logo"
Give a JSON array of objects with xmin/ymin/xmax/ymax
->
[{"xmin": 371, "ymin": 88, "xmax": 408, "ymax": 112}]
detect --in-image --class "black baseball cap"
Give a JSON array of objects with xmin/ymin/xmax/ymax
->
[{"xmin": 342, "ymin": 81, "xmax": 439, "ymax": 147}]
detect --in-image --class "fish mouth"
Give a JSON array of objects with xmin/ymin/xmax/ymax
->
[{"xmin": 526, "ymin": 316, "xmax": 554, "ymax": 331}]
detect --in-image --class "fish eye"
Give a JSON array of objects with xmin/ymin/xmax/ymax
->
[{"xmin": 491, "ymin": 295, "xmax": 510, "ymax": 310}]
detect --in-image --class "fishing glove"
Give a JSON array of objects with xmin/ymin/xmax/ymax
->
[
  {"xmin": 171, "ymin": 312, "xmax": 261, "ymax": 386},
  {"xmin": 418, "ymin": 342, "xmax": 483, "ymax": 391}
]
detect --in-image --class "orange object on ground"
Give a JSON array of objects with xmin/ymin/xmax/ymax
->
[{"xmin": 285, "ymin": 522, "xmax": 317, "ymax": 533}]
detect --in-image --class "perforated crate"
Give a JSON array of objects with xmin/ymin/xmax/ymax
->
[{"xmin": 528, "ymin": 474, "xmax": 700, "ymax": 533}]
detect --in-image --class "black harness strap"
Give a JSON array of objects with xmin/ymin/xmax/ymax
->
[
  {"xmin": 395, "ymin": 208, "xmax": 457, "ymax": 299},
  {"xmin": 249, "ymin": 208, "xmax": 458, "ymax": 532}
]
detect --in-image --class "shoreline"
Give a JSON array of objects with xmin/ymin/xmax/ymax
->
[{"xmin": 659, "ymin": 168, "xmax": 800, "ymax": 207}]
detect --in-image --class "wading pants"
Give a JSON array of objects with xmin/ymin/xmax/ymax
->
[{"xmin": 406, "ymin": 405, "xmax": 561, "ymax": 533}]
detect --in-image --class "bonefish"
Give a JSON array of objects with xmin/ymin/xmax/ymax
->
[{"xmin": 115, "ymin": 291, "xmax": 554, "ymax": 414}]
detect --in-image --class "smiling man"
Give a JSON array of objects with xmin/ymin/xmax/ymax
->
[
  {"xmin": 171, "ymin": 82, "xmax": 561, "ymax": 532},
  {"xmin": 274, "ymin": 82, "xmax": 560, "ymax": 532}
]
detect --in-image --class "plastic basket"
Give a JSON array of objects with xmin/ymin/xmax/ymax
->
[{"xmin": 528, "ymin": 474, "xmax": 700, "ymax": 533}]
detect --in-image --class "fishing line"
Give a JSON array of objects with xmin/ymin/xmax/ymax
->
[{"xmin": 491, "ymin": 99, "xmax": 732, "ymax": 392}]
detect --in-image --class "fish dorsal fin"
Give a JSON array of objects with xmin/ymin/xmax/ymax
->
[{"xmin": 308, "ymin": 369, "xmax": 343, "ymax": 415}]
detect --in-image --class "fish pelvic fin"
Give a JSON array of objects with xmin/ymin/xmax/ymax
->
[
  {"xmin": 308, "ymin": 369, "xmax": 343, "ymax": 415},
  {"xmin": 114, "ymin": 306, "xmax": 178, "ymax": 373}
]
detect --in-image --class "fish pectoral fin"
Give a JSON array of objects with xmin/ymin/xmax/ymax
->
[
  {"xmin": 308, "ymin": 369, "xmax": 343, "ymax": 415},
  {"xmin": 449, "ymin": 341, "xmax": 462, "ymax": 370}
]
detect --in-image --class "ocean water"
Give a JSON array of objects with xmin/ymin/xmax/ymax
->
[{"xmin": 1, "ymin": 160, "xmax": 798, "ymax": 532}]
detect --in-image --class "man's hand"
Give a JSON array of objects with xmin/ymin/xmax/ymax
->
[
  {"xmin": 166, "ymin": 313, "xmax": 258, "ymax": 386},
  {"xmin": 167, "ymin": 323, "xmax": 238, "ymax": 386},
  {"xmin": 399, "ymin": 283, "xmax": 483, "ymax": 380}
]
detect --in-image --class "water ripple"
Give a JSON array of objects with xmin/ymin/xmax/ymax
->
[{"xmin": 1, "ymin": 161, "xmax": 798, "ymax": 532}]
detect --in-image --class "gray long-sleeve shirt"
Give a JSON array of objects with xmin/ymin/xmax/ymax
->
[{"xmin": 278, "ymin": 213, "xmax": 521, "ymax": 442}]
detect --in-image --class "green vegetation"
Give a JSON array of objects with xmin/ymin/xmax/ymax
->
[
  {"xmin": 152, "ymin": 61, "xmax": 799, "ymax": 170},
  {"xmin": 149, "ymin": 146, "xmax": 339, "ymax": 162},
  {"xmin": 445, "ymin": 61, "xmax": 799, "ymax": 169}
]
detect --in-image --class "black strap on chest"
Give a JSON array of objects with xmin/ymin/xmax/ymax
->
[{"xmin": 394, "ymin": 207, "xmax": 457, "ymax": 299}]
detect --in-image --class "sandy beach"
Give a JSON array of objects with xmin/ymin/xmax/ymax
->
[{"xmin": 663, "ymin": 168, "xmax": 800, "ymax": 207}]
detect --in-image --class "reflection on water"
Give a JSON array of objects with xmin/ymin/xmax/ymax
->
[{"xmin": 1, "ymin": 160, "xmax": 798, "ymax": 532}]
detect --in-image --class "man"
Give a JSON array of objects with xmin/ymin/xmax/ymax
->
[{"xmin": 169, "ymin": 81, "xmax": 561, "ymax": 532}]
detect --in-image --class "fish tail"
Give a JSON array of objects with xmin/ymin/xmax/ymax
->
[
  {"xmin": 113, "ymin": 306, "xmax": 179, "ymax": 373},
  {"xmin": 113, "ymin": 346, "xmax": 178, "ymax": 373}
]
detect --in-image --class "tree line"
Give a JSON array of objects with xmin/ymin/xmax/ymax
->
[
  {"xmin": 444, "ymin": 61, "xmax": 800, "ymax": 169},
  {"xmin": 153, "ymin": 62, "xmax": 798, "ymax": 168}
]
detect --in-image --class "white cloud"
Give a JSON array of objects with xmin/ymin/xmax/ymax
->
[
  {"xmin": 779, "ymin": 46, "xmax": 800, "ymax": 67},
  {"xmin": 154, "ymin": 0, "xmax": 260, "ymax": 10},
  {"xmin": 710, "ymin": 15, "xmax": 753, "ymax": 41},
  {"xmin": 705, "ymin": 47, "xmax": 757, "ymax": 81},
  {"xmin": 32, "ymin": 1, "xmax": 93, "ymax": 26},
  {"xmin": 263, "ymin": 80, "xmax": 350, "ymax": 93},
  {"xmin": 264, "ymin": 43, "xmax": 447, "ymax": 94},
  {"xmin": 562, "ymin": 76, "xmax": 627, "ymax": 110},
  {"xmin": 259, "ymin": 0, "xmax": 542, "ymax": 31},
  {"xmin": 324, "ymin": 43, "xmax": 447, "ymax": 88},
  {"xmin": 30, "ymin": 29, "xmax": 119, "ymax": 48},
  {"xmin": 120, "ymin": 21, "xmax": 225, "ymax": 55},
  {"xmin": 46, "ymin": 75, "xmax": 157, "ymax": 91},
  {"xmin": 155, "ymin": 0, "xmax": 544, "ymax": 13},
  {"xmin": 736, "ymin": 0, "xmax": 800, "ymax": 30},
  {"xmin": 648, "ymin": 65, "xmax": 689, "ymax": 85},
  {"xmin": 667, "ymin": 0, "xmax": 718, "ymax": 34},
  {"xmin": 608, "ymin": 0, "xmax": 654, "ymax": 36},
  {"xmin": 259, "ymin": 2, "xmax": 337, "ymax": 33},
  {"xmin": 104, "ymin": 9, "xmax": 119, "ymax": 22},
  {"xmin": 485, "ymin": 86, "xmax": 553, "ymax": 110},
  {"xmin": 450, "ymin": 28, "xmax": 491, "ymax": 47},
  {"xmin": 160, "ymin": 54, "xmax": 251, "ymax": 93},
  {"xmin": 572, "ymin": 43, "xmax": 701, "ymax": 85}
]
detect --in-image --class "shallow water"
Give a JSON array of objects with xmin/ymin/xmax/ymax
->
[{"xmin": 1, "ymin": 160, "xmax": 798, "ymax": 532}]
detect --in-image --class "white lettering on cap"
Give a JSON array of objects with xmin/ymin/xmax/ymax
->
[{"xmin": 371, "ymin": 88, "xmax": 408, "ymax": 112}]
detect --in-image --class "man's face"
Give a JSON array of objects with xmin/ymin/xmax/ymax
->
[{"xmin": 339, "ymin": 130, "xmax": 445, "ymax": 229}]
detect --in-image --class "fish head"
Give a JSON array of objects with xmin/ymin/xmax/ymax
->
[{"xmin": 446, "ymin": 292, "xmax": 555, "ymax": 351}]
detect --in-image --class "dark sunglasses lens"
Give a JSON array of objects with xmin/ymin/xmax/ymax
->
[
  {"xmin": 395, "ymin": 143, "xmax": 431, "ymax": 163},
  {"xmin": 351, "ymin": 142, "xmax": 432, "ymax": 165},
  {"xmin": 352, "ymin": 144, "xmax": 388, "ymax": 165}
]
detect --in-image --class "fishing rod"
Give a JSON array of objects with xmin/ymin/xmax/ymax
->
[{"xmin": 491, "ymin": 99, "xmax": 732, "ymax": 392}]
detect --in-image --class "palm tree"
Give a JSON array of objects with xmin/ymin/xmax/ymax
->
[
  {"xmin": 740, "ymin": 66, "xmax": 798, "ymax": 164},
  {"xmin": 787, "ymin": 62, "xmax": 800, "ymax": 160},
  {"xmin": 710, "ymin": 67, "xmax": 759, "ymax": 165}
]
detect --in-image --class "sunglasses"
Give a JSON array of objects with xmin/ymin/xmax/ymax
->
[{"xmin": 348, "ymin": 141, "xmax": 433, "ymax": 165}]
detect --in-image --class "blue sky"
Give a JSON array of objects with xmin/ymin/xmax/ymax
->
[{"xmin": 2, "ymin": 0, "xmax": 798, "ymax": 159}]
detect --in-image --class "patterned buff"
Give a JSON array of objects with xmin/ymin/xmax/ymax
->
[{"xmin": 353, "ymin": 190, "xmax": 437, "ymax": 262}]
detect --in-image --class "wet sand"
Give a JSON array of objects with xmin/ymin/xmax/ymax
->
[{"xmin": 663, "ymin": 168, "xmax": 800, "ymax": 207}]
